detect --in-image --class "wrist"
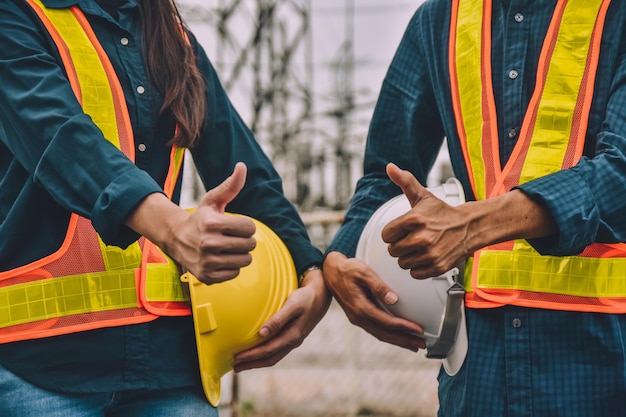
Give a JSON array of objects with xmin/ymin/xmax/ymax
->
[{"xmin": 299, "ymin": 265, "xmax": 322, "ymax": 287}]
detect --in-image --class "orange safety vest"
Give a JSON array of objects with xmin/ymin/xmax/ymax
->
[
  {"xmin": 449, "ymin": 0, "xmax": 626, "ymax": 313},
  {"xmin": 0, "ymin": 0, "xmax": 190, "ymax": 344}
]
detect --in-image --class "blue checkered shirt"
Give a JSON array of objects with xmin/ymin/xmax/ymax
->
[{"xmin": 327, "ymin": 1, "xmax": 626, "ymax": 416}]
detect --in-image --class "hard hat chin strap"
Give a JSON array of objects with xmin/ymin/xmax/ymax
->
[{"xmin": 425, "ymin": 265, "xmax": 465, "ymax": 359}]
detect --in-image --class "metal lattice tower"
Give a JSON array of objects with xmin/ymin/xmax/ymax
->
[{"xmin": 179, "ymin": 0, "xmax": 316, "ymax": 208}]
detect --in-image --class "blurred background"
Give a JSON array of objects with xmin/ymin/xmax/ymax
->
[{"xmin": 177, "ymin": 1, "xmax": 452, "ymax": 416}]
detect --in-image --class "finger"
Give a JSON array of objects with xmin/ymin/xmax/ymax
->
[
  {"xmin": 199, "ymin": 162, "xmax": 247, "ymax": 213},
  {"xmin": 199, "ymin": 232, "xmax": 256, "ymax": 254},
  {"xmin": 386, "ymin": 162, "xmax": 430, "ymax": 208},
  {"xmin": 362, "ymin": 320, "xmax": 427, "ymax": 352},
  {"xmin": 232, "ymin": 310, "xmax": 300, "ymax": 370},
  {"xmin": 258, "ymin": 300, "xmax": 298, "ymax": 338},
  {"xmin": 233, "ymin": 346, "xmax": 290, "ymax": 372},
  {"xmin": 233, "ymin": 328, "xmax": 294, "ymax": 364},
  {"xmin": 346, "ymin": 296, "xmax": 424, "ymax": 336},
  {"xmin": 387, "ymin": 237, "xmax": 423, "ymax": 258},
  {"xmin": 198, "ymin": 252, "xmax": 253, "ymax": 271},
  {"xmin": 336, "ymin": 294, "xmax": 426, "ymax": 351},
  {"xmin": 220, "ymin": 215, "xmax": 256, "ymax": 238},
  {"xmin": 360, "ymin": 263, "xmax": 401, "ymax": 306}
]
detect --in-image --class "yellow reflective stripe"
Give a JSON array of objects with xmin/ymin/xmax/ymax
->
[
  {"xmin": 520, "ymin": 0, "xmax": 604, "ymax": 184},
  {"xmin": 454, "ymin": 0, "xmax": 487, "ymax": 200},
  {"xmin": 163, "ymin": 147, "xmax": 185, "ymax": 198},
  {"xmin": 463, "ymin": 258, "xmax": 474, "ymax": 293},
  {"xmin": 475, "ymin": 243, "xmax": 626, "ymax": 297},
  {"xmin": 144, "ymin": 263, "xmax": 188, "ymax": 302},
  {"xmin": 0, "ymin": 266, "xmax": 188, "ymax": 328},
  {"xmin": 99, "ymin": 238, "xmax": 143, "ymax": 271},
  {"xmin": 31, "ymin": 0, "xmax": 121, "ymax": 150},
  {"xmin": 0, "ymin": 271, "xmax": 138, "ymax": 328}
]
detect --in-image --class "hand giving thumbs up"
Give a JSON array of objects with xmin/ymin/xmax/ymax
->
[
  {"xmin": 381, "ymin": 163, "xmax": 469, "ymax": 280},
  {"xmin": 182, "ymin": 162, "xmax": 257, "ymax": 284}
]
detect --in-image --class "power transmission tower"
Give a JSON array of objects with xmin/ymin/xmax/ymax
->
[{"xmin": 179, "ymin": 0, "xmax": 315, "ymax": 208}]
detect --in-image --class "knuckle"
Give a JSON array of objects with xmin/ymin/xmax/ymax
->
[{"xmin": 199, "ymin": 236, "xmax": 219, "ymax": 252}]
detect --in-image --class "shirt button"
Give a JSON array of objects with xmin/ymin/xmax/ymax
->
[
  {"xmin": 120, "ymin": 37, "xmax": 129, "ymax": 46},
  {"xmin": 136, "ymin": 85, "xmax": 145, "ymax": 94},
  {"xmin": 508, "ymin": 128, "xmax": 517, "ymax": 139},
  {"xmin": 512, "ymin": 318, "xmax": 522, "ymax": 328},
  {"xmin": 514, "ymin": 13, "xmax": 524, "ymax": 23},
  {"xmin": 508, "ymin": 69, "xmax": 519, "ymax": 80},
  {"xmin": 138, "ymin": 143, "xmax": 147, "ymax": 152}
]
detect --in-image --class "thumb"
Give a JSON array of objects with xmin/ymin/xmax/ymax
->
[
  {"xmin": 386, "ymin": 162, "xmax": 429, "ymax": 207},
  {"xmin": 200, "ymin": 162, "xmax": 247, "ymax": 212}
]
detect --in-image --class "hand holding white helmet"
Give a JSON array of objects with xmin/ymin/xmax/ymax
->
[{"xmin": 355, "ymin": 177, "xmax": 468, "ymax": 376}]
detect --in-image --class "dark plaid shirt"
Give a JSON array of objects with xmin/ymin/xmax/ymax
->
[{"xmin": 328, "ymin": 1, "xmax": 626, "ymax": 416}]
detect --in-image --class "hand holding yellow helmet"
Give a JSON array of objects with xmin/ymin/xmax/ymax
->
[{"xmin": 181, "ymin": 214, "xmax": 297, "ymax": 406}]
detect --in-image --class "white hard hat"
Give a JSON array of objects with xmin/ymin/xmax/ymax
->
[{"xmin": 355, "ymin": 178, "xmax": 468, "ymax": 376}]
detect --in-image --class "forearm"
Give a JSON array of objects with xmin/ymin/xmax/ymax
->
[
  {"xmin": 125, "ymin": 192, "xmax": 188, "ymax": 257},
  {"xmin": 462, "ymin": 189, "xmax": 558, "ymax": 253}
]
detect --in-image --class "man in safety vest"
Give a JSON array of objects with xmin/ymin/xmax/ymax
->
[
  {"xmin": 0, "ymin": 1, "xmax": 329, "ymax": 416},
  {"xmin": 324, "ymin": 1, "xmax": 626, "ymax": 416}
]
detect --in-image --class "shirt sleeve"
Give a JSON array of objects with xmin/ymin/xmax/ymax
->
[
  {"xmin": 187, "ymin": 33, "xmax": 323, "ymax": 274},
  {"xmin": 0, "ymin": 2, "xmax": 164, "ymax": 247},
  {"xmin": 326, "ymin": 9, "xmax": 446, "ymax": 258},
  {"xmin": 518, "ymin": 30, "xmax": 626, "ymax": 256},
  {"xmin": 519, "ymin": 133, "xmax": 626, "ymax": 256}
]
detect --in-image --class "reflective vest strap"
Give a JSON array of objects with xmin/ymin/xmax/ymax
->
[
  {"xmin": 27, "ymin": 0, "xmax": 124, "ymax": 153},
  {"xmin": 489, "ymin": 0, "xmax": 568, "ymax": 197},
  {"xmin": 70, "ymin": 6, "xmax": 136, "ymax": 160},
  {"xmin": 463, "ymin": 242, "xmax": 626, "ymax": 313},
  {"xmin": 449, "ymin": 0, "xmax": 496, "ymax": 201},
  {"xmin": 164, "ymin": 146, "xmax": 185, "ymax": 199},
  {"xmin": 517, "ymin": 0, "xmax": 608, "ymax": 186},
  {"xmin": 144, "ymin": 264, "xmax": 188, "ymax": 303},
  {"xmin": 0, "ymin": 270, "xmax": 139, "ymax": 329},
  {"xmin": 490, "ymin": 0, "xmax": 611, "ymax": 196},
  {"xmin": 98, "ymin": 238, "xmax": 143, "ymax": 272},
  {"xmin": 24, "ymin": 0, "xmax": 81, "ymax": 99},
  {"xmin": 0, "ymin": 265, "xmax": 189, "ymax": 331},
  {"xmin": 452, "ymin": 0, "xmax": 611, "ymax": 200},
  {"xmin": 477, "ymin": 246, "xmax": 626, "ymax": 298},
  {"xmin": 6, "ymin": 1, "xmax": 141, "ymax": 281},
  {"xmin": 139, "ymin": 241, "xmax": 190, "ymax": 316},
  {"xmin": 0, "ymin": 309, "xmax": 157, "ymax": 344}
]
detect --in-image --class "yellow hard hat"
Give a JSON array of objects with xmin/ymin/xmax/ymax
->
[{"xmin": 180, "ymin": 214, "xmax": 297, "ymax": 406}]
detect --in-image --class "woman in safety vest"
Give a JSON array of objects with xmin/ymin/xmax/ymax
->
[
  {"xmin": 0, "ymin": 1, "xmax": 330, "ymax": 416},
  {"xmin": 324, "ymin": 1, "xmax": 626, "ymax": 416}
]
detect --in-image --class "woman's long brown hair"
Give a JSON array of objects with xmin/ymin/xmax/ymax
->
[{"xmin": 137, "ymin": 0, "xmax": 205, "ymax": 148}]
